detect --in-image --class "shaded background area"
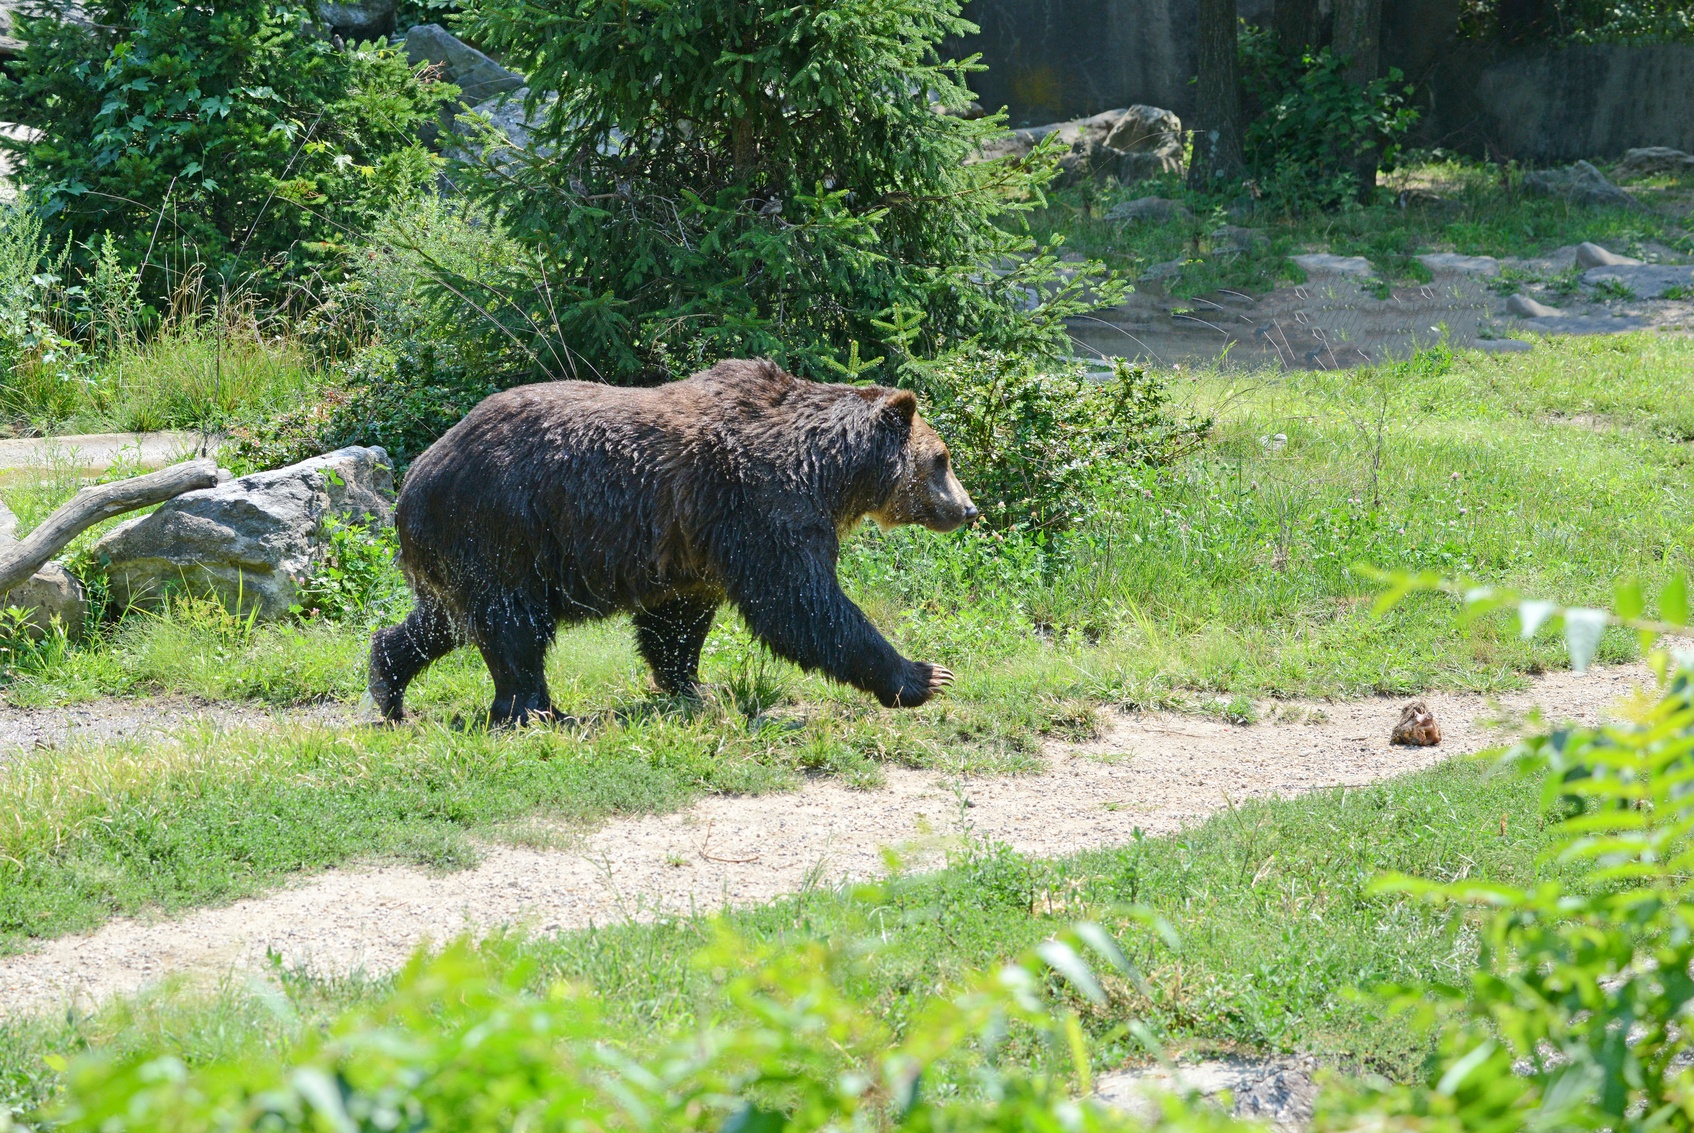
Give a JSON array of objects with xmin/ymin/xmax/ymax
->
[{"xmin": 947, "ymin": 0, "xmax": 1694, "ymax": 160}]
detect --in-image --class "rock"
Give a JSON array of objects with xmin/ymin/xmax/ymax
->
[
  {"xmin": 1615, "ymin": 147, "xmax": 1694, "ymax": 179},
  {"xmin": 0, "ymin": 498, "xmax": 86, "ymax": 638},
  {"xmin": 1104, "ymin": 196, "xmax": 1191, "ymax": 224},
  {"xmin": 0, "ymin": 563, "xmax": 86, "ymax": 639},
  {"xmin": 1521, "ymin": 160, "xmax": 1639, "ymax": 209},
  {"xmin": 1097, "ymin": 1058, "xmax": 1316, "ymax": 1131},
  {"xmin": 974, "ymin": 105, "xmax": 1183, "ymax": 185},
  {"xmin": 1419, "ymin": 252, "xmax": 1501, "ymax": 276},
  {"xmin": 1507, "ymin": 293, "xmax": 1566, "ymax": 317},
  {"xmin": 404, "ymin": 23, "xmax": 525, "ymax": 105},
  {"xmin": 1214, "ymin": 224, "xmax": 1270, "ymax": 254},
  {"xmin": 1391, "ymin": 701, "xmax": 1441, "ymax": 746},
  {"xmin": 1137, "ymin": 259, "xmax": 1186, "ymax": 289},
  {"xmin": 1575, "ymin": 241, "xmax": 1641, "ymax": 268},
  {"xmin": 1580, "ymin": 263, "xmax": 1694, "ymax": 298},
  {"xmin": 1292, "ymin": 253, "xmax": 1374, "ymax": 277},
  {"xmin": 317, "ymin": 0, "xmax": 393, "ymax": 39},
  {"xmin": 1474, "ymin": 338, "xmax": 1535, "ymax": 353},
  {"xmin": 1520, "ymin": 313, "xmax": 1646, "ymax": 334},
  {"xmin": 93, "ymin": 447, "xmax": 395, "ymax": 621}
]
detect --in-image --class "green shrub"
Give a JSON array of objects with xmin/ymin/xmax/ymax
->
[
  {"xmin": 1237, "ymin": 25, "xmax": 1419, "ymax": 213},
  {"xmin": 37, "ymin": 921, "xmax": 1209, "ymax": 1133},
  {"xmin": 291, "ymin": 517, "xmax": 408, "ymax": 625},
  {"xmin": 436, "ymin": 0, "xmax": 1108, "ymax": 385},
  {"xmin": 0, "ymin": 0, "xmax": 450, "ymax": 296},
  {"xmin": 918, "ymin": 351, "xmax": 1210, "ymax": 532}
]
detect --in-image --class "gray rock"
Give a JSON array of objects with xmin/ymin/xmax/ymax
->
[
  {"xmin": 93, "ymin": 447, "xmax": 395, "ymax": 621},
  {"xmin": 975, "ymin": 105, "xmax": 1183, "ymax": 185},
  {"xmin": 1097, "ymin": 1058, "xmax": 1316, "ymax": 1132},
  {"xmin": 1292, "ymin": 253, "xmax": 1374, "ymax": 277},
  {"xmin": 1475, "ymin": 338, "xmax": 1535, "ymax": 353},
  {"xmin": 1508, "ymin": 293, "xmax": 1566, "ymax": 317},
  {"xmin": 1419, "ymin": 252, "xmax": 1501, "ymax": 276},
  {"xmin": 1615, "ymin": 147, "xmax": 1694, "ymax": 179},
  {"xmin": 0, "ymin": 498, "xmax": 86, "ymax": 639},
  {"xmin": 0, "ymin": 563, "xmax": 85, "ymax": 639},
  {"xmin": 404, "ymin": 23, "xmax": 524, "ymax": 104},
  {"xmin": 1214, "ymin": 224, "xmax": 1270, "ymax": 254},
  {"xmin": 317, "ymin": 0, "xmax": 393, "ymax": 40},
  {"xmin": 1520, "ymin": 314, "xmax": 1646, "ymax": 334},
  {"xmin": 1105, "ymin": 196, "xmax": 1191, "ymax": 224},
  {"xmin": 1522, "ymin": 160, "xmax": 1639, "ymax": 209},
  {"xmin": 1580, "ymin": 264, "xmax": 1694, "ymax": 297},
  {"xmin": 1137, "ymin": 258, "xmax": 1186, "ymax": 289},
  {"xmin": 1575, "ymin": 241, "xmax": 1641, "ymax": 268}
]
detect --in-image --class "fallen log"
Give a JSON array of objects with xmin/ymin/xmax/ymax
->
[{"xmin": 0, "ymin": 459, "xmax": 220, "ymax": 595}]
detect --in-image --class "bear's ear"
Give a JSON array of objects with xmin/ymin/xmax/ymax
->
[{"xmin": 881, "ymin": 388, "xmax": 918, "ymax": 424}]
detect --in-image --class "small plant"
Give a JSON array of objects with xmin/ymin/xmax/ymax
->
[
  {"xmin": 1591, "ymin": 276, "xmax": 1637, "ymax": 300},
  {"xmin": 917, "ymin": 351, "xmax": 1210, "ymax": 532},
  {"xmin": 291, "ymin": 517, "xmax": 406, "ymax": 624}
]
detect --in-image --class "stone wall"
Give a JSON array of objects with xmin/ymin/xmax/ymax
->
[
  {"xmin": 951, "ymin": 0, "xmax": 1694, "ymax": 160},
  {"xmin": 951, "ymin": 0, "xmax": 1270, "ymax": 126},
  {"xmin": 1473, "ymin": 45, "xmax": 1694, "ymax": 160}
]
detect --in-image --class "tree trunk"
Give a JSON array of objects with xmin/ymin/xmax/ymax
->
[
  {"xmin": 1273, "ymin": 0, "xmax": 1320, "ymax": 60},
  {"xmin": 1187, "ymin": 0, "xmax": 1244, "ymax": 190},
  {"xmin": 0, "ymin": 459, "xmax": 220, "ymax": 595},
  {"xmin": 1332, "ymin": 0, "xmax": 1383, "ymax": 200}
]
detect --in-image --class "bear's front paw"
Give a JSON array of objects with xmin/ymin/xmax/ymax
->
[{"xmin": 882, "ymin": 662, "xmax": 954, "ymax": 708}]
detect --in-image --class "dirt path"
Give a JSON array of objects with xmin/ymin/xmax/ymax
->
[
  {"xmin": 0, "ymin": 697, "xmax": 353, "ymax": 762},
  {"xmin": 0, "ymin": 665, "xmax": 1651, "ymax": 1016}
]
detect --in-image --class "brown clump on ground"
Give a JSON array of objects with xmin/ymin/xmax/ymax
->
[{"xmin": 1390, "ymin": 700, "xmax": 1442, "ymax": 746}]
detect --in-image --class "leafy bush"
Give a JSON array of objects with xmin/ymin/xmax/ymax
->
[
  {"xmin": 435, "ymin": 0, "xmax": 1107, "ymax": 385},
  {"xmin": 918, "ymin": 351, "xmax": 1210, "ymax": 532},
  {"xmin": 1345, "ymin": 570, "xmax": 1694, "ymax": 1129},
  {"xmin": 0, "ymin": 0, "xmax": 449, "ymax": 295},
  {"xmin": 0, "ymin": 200, "xmax": 83, "ymax": 397},
  {"xmin": 1237, "ymin": 25, "xmax": 1419, "ymax": 213},
  {"xmin": 37, "ymin": 920, "xmax": 1211, "ymax": 1133},
  {"xmin": 291, "ymin": 517, "xmax": 408, "ymax": 625}
]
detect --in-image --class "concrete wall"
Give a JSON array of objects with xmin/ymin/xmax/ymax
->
[
  {"xmin": 952, "ymin": 0, "xmax": 1272, "ymax": 126},
  {"xmin": 1475, "ymin": 45, "xmax": 1694, "ymax": 160},
  {"xmin": 952, "ymin": 0, "xmax": 1694, "ymax": 161}
]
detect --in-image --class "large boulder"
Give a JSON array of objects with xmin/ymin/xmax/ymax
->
[
  {"xmin": 974, "ymin": 105, "xmax": 1183, "ymax": 185},
  {"xmin": 317, "ymin": 0, "xmax": 394, "ymax": 40},
  {"xmin": 404, "ymin": 23, "xmax": 524, "ymax": 105},
  {"xmin": 1615, "ymin": 147, "xmax": 1694, "ymax": 179},
  {"xmin": 1522, "ymin": 160, "xmax": 1639, "ymax": 209},
  {"xmin": 93, "ymin": 447, "xmax": 395, "ymax": 621},
  {"xmin": 0, "ymin": 500, "xmax": 85, "ymax": 639}
]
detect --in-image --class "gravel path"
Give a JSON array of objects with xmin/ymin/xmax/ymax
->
[
  {"xmin": 0, "ymin": 697, "xmax": 353, "ymax": 763},
  {"xmin": 0, "ymin": 431, "xmax": 202, "ymax": 478},
  {"xmin": 0, "ymin": 665, "xmax": 1649, "ymax": 1016}
]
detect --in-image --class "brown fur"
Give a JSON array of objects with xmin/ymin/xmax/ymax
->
[{"xmin": 369, "ymin": 359, "xmax": 978, "ymax": 724}]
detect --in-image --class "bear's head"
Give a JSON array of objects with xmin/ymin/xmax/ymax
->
[{"xmin": 867, "ymin": 389, "xmax": 979, "ymax": 533}]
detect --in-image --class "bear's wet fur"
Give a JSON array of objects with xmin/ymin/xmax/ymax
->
[{"xmin": 370, "ymin": 359, "xmax": 979, "ymax": 725}]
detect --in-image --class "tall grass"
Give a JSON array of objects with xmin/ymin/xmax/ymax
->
[{"xmin": 1, "ymin": 318, "xmax": 320, "ymax": 437}]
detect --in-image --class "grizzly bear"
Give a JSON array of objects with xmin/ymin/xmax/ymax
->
[{"xmin": 369, "ymin": 359, "xmax": 979, "ymax": 724}]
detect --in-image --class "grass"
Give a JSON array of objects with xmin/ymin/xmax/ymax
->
[
  {"xmin": 1038, "ymin": 155, "xmax": 1694, "ymax": 297},
  {"xmin": 0, "ymin": 747, "xmax": 1577, "ymax": 1117},
  {"xmin": 0, "ymin": 332, "xmax": 1687, "ymax": 957},
  {"xmin": 0, "ymin": 318, "xmax": 321, "ymax": 438}
]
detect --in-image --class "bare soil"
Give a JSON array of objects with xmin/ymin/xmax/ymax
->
[
  {"xmin": 0, "ymin": 664, "xmax": 1650, "ymax": 1016},
  {"xmin": 0, "ymin": 697, "xmax": 351, "ymax": 762}
]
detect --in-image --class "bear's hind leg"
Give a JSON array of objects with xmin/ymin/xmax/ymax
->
[
  {"xmin": 469, "ymin": 595, "xmax": 558, "ymax": 726},
  {"xmin": 633, "ymin": 594, "xmax": 719, "ymax": 697},
  {"xmin": 370, "ymin": 598, "xmax": 459, "ymax": 721}
]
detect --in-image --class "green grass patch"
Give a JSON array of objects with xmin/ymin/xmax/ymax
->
[
  {"xmin": 0, "ymin": 750, "xmax": 1570, "ymax": 1117},
  {"xmin": 1038, "ymin": 156, "xmax": 1694, "ymax": 295}
]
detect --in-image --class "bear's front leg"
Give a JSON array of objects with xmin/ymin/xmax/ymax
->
[
  {"xmin": 717, "ymin": 530, "xmax": 954, "ymax": 709},
  {"xmin": 633, "ymin": 593, "xmax": 720, "ymax": 697}
]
